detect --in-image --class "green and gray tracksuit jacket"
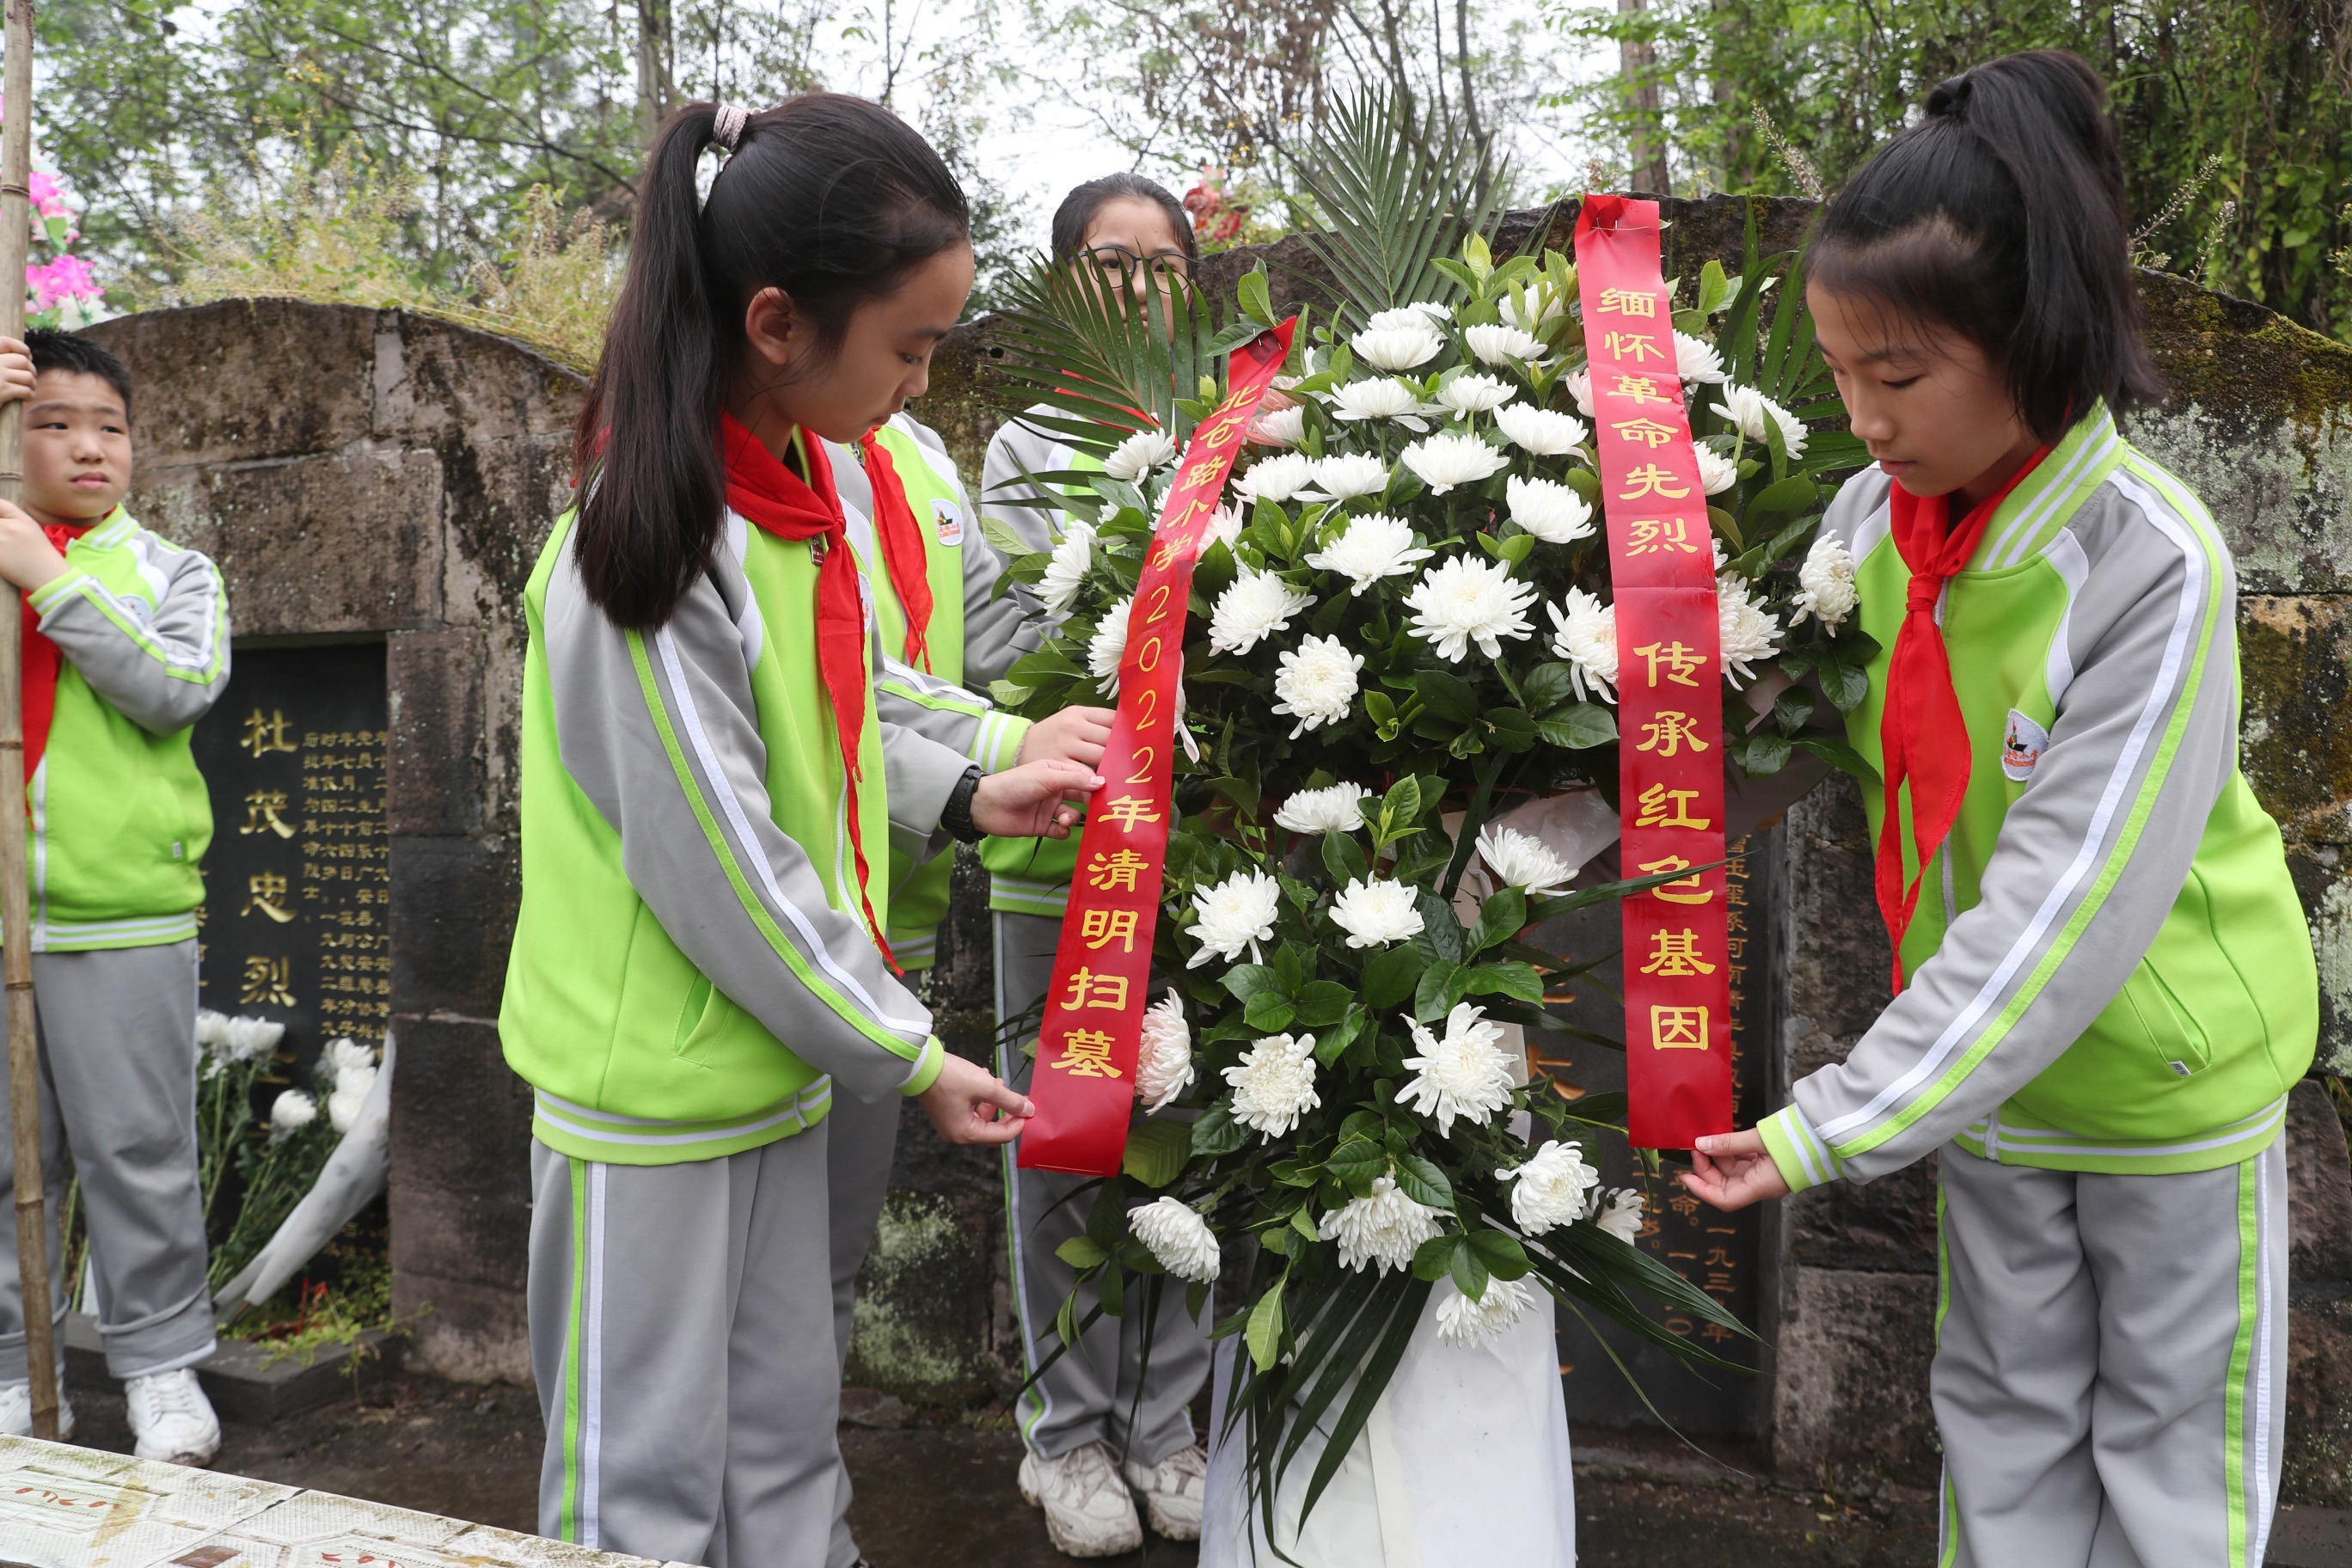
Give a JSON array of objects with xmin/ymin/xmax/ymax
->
[
  {"xmin": 834, "ymin": 413, "xmax": 1038, "ymax": 968},
  {"xmin": 21, "ymin": 506, "xmax": 229, "ymax": 952},
  {"xmin": 1759, "ymin": 407, "xmax": 2319, "ymax": 1190},
  {"xmin": 499, "ymin": 498, "xmax": 977, "ymax": 1167}
]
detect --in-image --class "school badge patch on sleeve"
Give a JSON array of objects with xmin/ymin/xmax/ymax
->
[
  {"xmin": 933, "ymin": 499, "xmax": 965, "ymax": 547},
  {"xmin": 2002, "ymin": 708, "xmax": 2050, "ymax": 781}
]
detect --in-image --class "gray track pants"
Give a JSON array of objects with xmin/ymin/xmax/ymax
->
[
  {"xmin": 1933, "ymin": 1140, "xmax": 2288, "ymax": 1568},
  {"xmin": 0, "ymin": 940, "xmax": 212, "ymax": 1383},
  {"xmin": 530, "ymin": 1128, "xmax": 846, "ymax": 1568},
  {"xmin": 995, "ymin": 911, "xmax": 1210, "ymax": 1464},
  {"xmin": 824, "ymin": 1077, "xmax": 900, "ymax": 1568}
]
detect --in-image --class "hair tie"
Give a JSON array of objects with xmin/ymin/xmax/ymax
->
[
  {"xmin": 1927, "ymin": 72, "xmax": 1973, "ymax": 117},
  {"xmin": 713, "ymin": 103, "xmax": 750, "ymax": 152}
]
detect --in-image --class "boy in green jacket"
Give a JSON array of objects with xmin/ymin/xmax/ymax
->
[{"xmin": 0, "ymin": 330, "xmax": 231, "ymax": 1464}]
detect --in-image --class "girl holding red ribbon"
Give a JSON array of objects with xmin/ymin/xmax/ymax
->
[
  {"xmin": 499, "ymin": 93, "xmax": 1100, "ymax": 1568},
  {"xmin": 1683, "ymin": 52, "xmax": 2318, "ymax": 1566}
]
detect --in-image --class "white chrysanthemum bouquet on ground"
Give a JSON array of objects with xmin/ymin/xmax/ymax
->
[{"xmin": 984, "ymin": 95, "xmax": 1873, "ymax": 1522}]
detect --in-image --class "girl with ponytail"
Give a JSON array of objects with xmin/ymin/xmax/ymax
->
[
  {"xmin": 1685, "ymin": 51, "xmax": 2315, "ymax": 1564},
  {"xmin": 500, "ymin": 94, "xmax": 1100, "ymax": 1565}
]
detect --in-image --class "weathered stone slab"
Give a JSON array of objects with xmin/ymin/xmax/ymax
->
[
  {"xmin": 62, "ymin": 1315, "xmax": 401, "ymax": 1426},
  {"xmin": 1767, "ymin": 1265, "xmax": 1940, "ymax": 1488}
]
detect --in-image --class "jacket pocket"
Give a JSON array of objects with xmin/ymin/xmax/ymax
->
[
  {"xmin": 2111, "ymin": 963, "xmax": 2214, "ymax": 1080},
  {"xmin": 671, "ymin": 974, "xmax": 720, "ymax": 1066}
]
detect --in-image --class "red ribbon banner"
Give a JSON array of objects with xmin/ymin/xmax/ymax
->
[
  {"xmin": 1018, "ymin": 320, "xmax": 1299, "ymax": 1177},
  {"xmin": 1574, "ymin": 196, "xmax": 1735, "ymax": 1150}
]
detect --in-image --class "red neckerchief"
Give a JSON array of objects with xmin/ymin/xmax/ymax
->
[
  {"xmin": 1876, "ymin": 448, "xmax": 2049, "ymax": 991},
  {"xmin": 719, "ymin": 413, "xmax": 894, "ymax": 965},
  {"xmin": 22, "ymin": 518, "xmax": 94, "ymax": 783},
  {"xmin": 858, "ymin": 431, "xmax": 934, "ymax": 671}
]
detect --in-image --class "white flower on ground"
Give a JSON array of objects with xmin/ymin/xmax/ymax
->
[
  {"xmin": 1791, "ymin": 533, "xmax": 1859, "ymax": 631},
  {"xmin": 1222, "ymin": 1032, "xmax": 1321, "ymax": 1139},
  {"xmin": 1466, "ymin": 322, "xmax": 1546, "ymax": 366},
  {"xmin": 1400, "ymin": 1001, "xmax": 1516, "ymax": 1136},
  {"xmin": 1477, "ymin": 823, "xmax": 1575, "ymax": 898},
  {"xmin": 1087, "ymin": 595, "xmax": 1133, "ymax": 696},
  {"xmin": 1401, "ymin": 432, "xmax": 1510, "ymax": 494},
  {"xmin": 1505, "ymin": 475, "xmax": 1596, "ymax": 545},
  {"xmin": 1594, "ymin": 1187, "xmax": 1645, "ymax": 1246},
  {"xmin": 1136, "ymin": 993, "xmax": 1195, "ymax": 1112},
  {"xmin": 1104, "ymin": 428, "xmax": 1179, "ymax": 482},
  {"xmin": 1209, "ymin": 568, "xmax": 1314, "ymax": 655},
  {"xmin": 1306, "ymin": 452, "xmax": 1392, "ymax": 503},
  {"xmin": 1365, "ymin": 302, "xmax": 1451, "ymax": 332},
  {"xmin": 1351, "ymin": 324, "xmax": 1445, "ymax": 372},
  {"xmin": 1329, "ymin": 877, "xmax": 1424, "ymax": 949},
  {"xmin": 1547, "ymin": 588, "xmax": 1619, "ymax": 702},
  {"xmin": 1492, "ymin": 402, "xmax": 1587, "ymax": 456},
  {"xmin": 1711, "ymin": 383, "xmax": 1808, "ymax": 458},
  {"xmin": 1273, "ymin": 782, "xmax": 1369, "ymax": 836},
  {"xmin": 1716, "ymin": 572, "xmax": 1785, "ymax": 687},
  {"xmin": 1250, "ymin": 403, "xmax": 1306, "ymax": 446},
  {"xmin": 1303, "ymin": 512, "xmax": 1431, "ymax": 594},
  {"xmin": 1695, "ymin": 445, "xmax": 1739, "ymax": 496},
  {"xmin": 1431, "ymin": 373, "xmax": 1516, "ymax": 419},
  {"xmin": 1318, "ymin": 1175, "xmax": 1442, "ymax": 1274},
  {"xmin": 1187, "ymin": 869, "xmax": 1282, "ymax": 967},
  {"xmin": 1130, "ymin": 1197, "xmax": 1221, "ymax": 1283},
  {"xmin": 1565, "ymin": 366, "xmax": 1596, "ymax": 418},
  {"xmin": 1404, "ymin": 556, "xmax": 1537, "ymax": 663},
  {"xmin": 1435, "ymin": 1275, "xmax": 1535, "ymax": 1347},
  {"xmin": 1234, "ymin": 452, "xmax": 1315, "ymax": 505},
  {"xmin": 1272, "ymin": 634, "xmax": 1363, "ymax": 738},
  {"xmin": 1673, "ymin": 331, "xmax": 1727, "ymax": 385},
  {"xmin": 1038, "ymin": 522, "xmax": 1094, "ymax": 616},
  {"xmin": 270, "ymin": 1090, "xmax": 317, "ymax": 1139},
  {"xmin": 1498, "ymin": 1141, "xmax": 1602, "ymax": 1234},
  {"xmin": 1326, "ymin": 377, "xmax": 1435, "ymax": 429}
]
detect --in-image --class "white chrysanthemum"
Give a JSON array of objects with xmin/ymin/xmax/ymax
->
[
  {"xmin": 1272, "ymin": 634, "xmax": 1363, "ymax": 738},
  {"xmin": 1209, "ymin": 568, "xmax": 1314, "ymax": 655},
  {"xmin": 1435, "ymin": 1275, "xmax": 1535, "ymax": 1347},
  {"xmin": 1351, "ymin": 324, "xmax": 1444, "ymax": 372},
  {"xmin": 1400, "ymin": 1001, "xmax": 1516, "ymax": 1136},
  {"xmin": 1492, "ymin": 402, "xmax": 1587, "ymax": 456},
  {"xmin": 1273, "ymin": 781, "xmax": 1369, "ymax": 835},
  {"xmin": 1318, "ymin": 1175, "xmax": 1442, "ymax": 1274},
  {"xmin": 1306, "ymin": 452, "xmax": 1392, "ymax": 503},
  {"xmin": 1136, "ymin": 993, "xmax": 1195, "ymax": 1112},
  {"xmin": 1104, "ymin": 428, "xmax": 1179, "ymax": 482},
  {"xmin": 328, "ymin": 1080, "xmax": 371, "ymax": 1134},
  {"xmin": 1364, "ymin": 302, "xmax": 1451, "ymax": 332},
  {"xmin": 1204, "ymin": 505, "xmax": 1246, "ymax": 556},
  {"xmin": 1329, "ymin": 877, "xmax": 1424, "ymax": 949},
  {"xmin": 1404, "ymin": 556, "xmax": 1537, "ymax": 663},
  {"xmin": 1791, "ymin": 533, "xmax": 1859, "ymax": 631},
  {"xmin": 1476, "ymin": 823, "xmax": 1576, "ymax": 898},
  {"xmin": 1250, "ymin": 403, "xmax": 1306, "ymax": 446},
  {"xmin": 1497, "ymin": 286, "xmax": 1564, "ymax": 335},
  {"xmin": 321, "ymin": 1037, "xmax": 377, "ymax": 1084},
  {"xmin": 1036, "ymin": 522, "xmax": 1094, "ymax": 616},
  {"xmin": 1187, "ymin": 868, "xmax": 1282, "ymax": 967},
  {"xmin": 223, "ymin": 1014, "xmax": 285, "ymax": 1063},
  {"xmin": 1222, "ymin": 1032, "xmax": 1321, "ymax": 1139},
  {"xmin": 1401, "ymin": 432, "xmax": 1509, "ymax": 496},
  {"xmin": 1326, "ymin": 377, "xmax": 1435, "ymax": 428},
  {"xmin": 1695, "ymin": 445, "xmax": 1739, "ymax": 495},
  {"xmin": 196, "ymin": 1009, "xmax": 231, "ymax": 1054},
  {"xmin": 1716, "ymin": 573, "xmax": 1785, "ymax": 687},
  {"xmin": 1711, "ymin": 383, "xmax": 1808, "ymax": 458},
  {"xmin": 1546, "ymin": 588, "xmax": 1618, "ymax": 701},
  {"xmin": 270, "ymin": 1089, "xmax": 317, "ymax": 1138},
  {"xmin": 1303, "ymin": 512, "xmax": 1431, "ymax": 594},
  {"xmin": 1673, "ymin": 331, "xmax": 1727, "ymax": 385},
  {"xmin": 1465, "ymin": 322, "xmax": 1546, "ymax": 366},
  {"xmin": 1234, "ymin": 451, "xmax": 1316, "ymax": 505},
  {"xmin": 1498, "ymin": 1141, "xmax": 1602, "ymax": 1234},
  {"xmin": 1594, "ymin": 1187, "xmax": 1645, "ymax": 1246},
  {"xmin": 1565, "ymin": 366, "xmax": 1596, "ymax": 419},
  {"xmin": 1432, "ymin": 373, "xmax": 1516, "ymax": 419},
  {"xmin": 1130, "ymin": 1197, "xmax": 1221, "ymax": 1283},
  {"xmin": 1087, "ymin": 595, "xmax": 1133, "ymax": 696},
  {"xmin": 1505, "ymin": 475, "xmax": 1596, "ymax": 545}
]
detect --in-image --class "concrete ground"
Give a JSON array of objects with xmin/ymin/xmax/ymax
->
[{"xmin": 47, "ymin": 1371, "xmax": 2352, "ymax": 1565}]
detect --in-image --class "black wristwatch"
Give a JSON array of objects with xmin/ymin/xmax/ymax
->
[{"xmin": 942, "ymin": 765, "xmax": 985, "ymax": 845}]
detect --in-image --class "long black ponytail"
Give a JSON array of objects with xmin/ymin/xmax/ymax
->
[
  {"xmin": 573, "ymin": 93, "xmax": 970, "ymax": 629},
  {"xmin": 1808, "ymin": 50, "xmax": 2164, "ymax": 444}
]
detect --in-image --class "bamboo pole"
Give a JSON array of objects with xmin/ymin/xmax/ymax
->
[{"xmin": 0, "ymin": 0, "xmax": 58, "ymax": 1442}]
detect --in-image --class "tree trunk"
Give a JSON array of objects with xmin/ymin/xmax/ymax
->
[
  {"xmin": 637, "ymin": 0, "xmax": 674, "ymax": 150},
  {"xmin": 1617, "ymin": 0, "xmax": 1669, "ymax": 193}
]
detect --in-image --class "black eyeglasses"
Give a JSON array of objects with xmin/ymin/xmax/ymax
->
[{"xmin": 1083, "ymin": 244, "xmax": 1191, "ymax": 278}]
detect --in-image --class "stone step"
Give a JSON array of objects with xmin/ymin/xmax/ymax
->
[{"xmin": 60, "ymin": 1313, "xmax": 402, "ymax": 1424}]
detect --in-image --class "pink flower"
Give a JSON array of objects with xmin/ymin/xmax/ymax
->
[
  {"xmin": 27, "ymin": 171, "xmax": 68, "ymax": 220},
  {"xmin": 26, "ymin": 254, "xmax": 99, "ymax": 310}
]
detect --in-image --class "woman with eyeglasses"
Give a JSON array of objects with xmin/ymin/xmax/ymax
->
[{"xmin": 977, "ymin": 174, "xmax": 1211, "ymax": 1560}]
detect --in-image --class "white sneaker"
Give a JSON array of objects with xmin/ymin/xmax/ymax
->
[
  {"xmin": 0, "ymin": 1381, "xmax": 74, "ymax": 1441},
  {"xmin": 1017, "ymin": 1438, "xmax": 1145, "ymax": 1558},
  {"xmin": 1123, "ymin": 1442, "xmax": 1205, "ymax": 1540},
  {"xmin": 126, "ymin": 1369, "xmax": 219, "ymax": 1467}
]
